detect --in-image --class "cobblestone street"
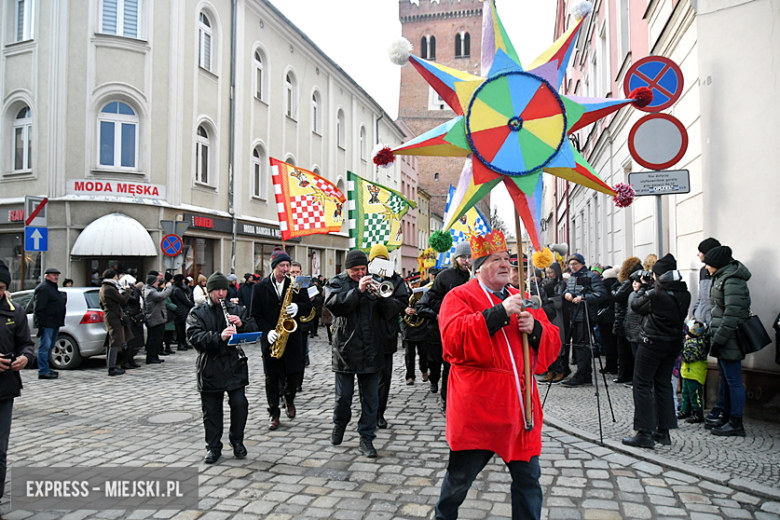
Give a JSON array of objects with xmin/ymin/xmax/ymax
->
[{"xmin": 1, "ymin": 337, "xmax": 779, "ymax": 519}]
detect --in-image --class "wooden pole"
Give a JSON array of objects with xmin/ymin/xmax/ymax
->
[{"xmin": 513, "ymin": 210, "xmax": 534, "ymax": 431}]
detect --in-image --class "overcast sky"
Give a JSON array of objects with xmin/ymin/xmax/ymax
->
[{"xmin": 271, "ymin": 0, "xmax": 559, "ymax": 233}]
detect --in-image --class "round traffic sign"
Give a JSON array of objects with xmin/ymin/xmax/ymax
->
[
  {"xmin": 161, "ymin": 234, "xmax": 183, "ymax": 257},
  {"xmin": 623, "ymin": 56, "xmax": 684, "ymax": 112},
  {"xmin": 628, "ymin": 114, "xmax": 689, "ymax": 170}
]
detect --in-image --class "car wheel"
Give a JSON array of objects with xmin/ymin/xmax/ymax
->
[{"xmin": 50, "ymin": 334, "xmax": 83, "ymax": 370}]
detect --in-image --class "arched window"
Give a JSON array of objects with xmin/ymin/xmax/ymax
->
[
  {"xmin": 13, "ymin": 105, "xmax": 32, "ymax": 172},
  {"xmin": 16, "ymin": 0, "xmax": 34, "ymax": 41},
  {"xmin": 337, "ymin": 109, "xmax": 345, "ymax": 149},
  {"xmin": 429, "ymin": 35, "xmax": 436, "ymax": 60},
  {"xmin": 195, "ymin": 125, "xmax": 209, "ymax": 184},
  {"xmin": 285, "ymin": 156, "xmax": 295, "ymax": 167},
  {"xmin": 359, "ymin": 126, "xmax": 366, "ymax": 160},
  {"xmin": 198, "ymin": 12, "xmax": 212, "ymax": 71},
  {"xmin": 252, "ymin": 146, "xmax": 266, "ymax": 200},
  {"xmin": 463, "ymin": 33, "xmax": 470, "ymax": 57},
  {"xmin": 98, "ymin": 101, "xmax": 138, "ymax": 169},
  {"xmin": 254, "ymin": 51, "xmax": 264, "ymax": 100},
  {"xmin": 285, "ymin": 73, "xmax": 296, "ymax": 119},
  {"xmin": 421, "ymin": 36, "xmax": 428, "ymax": 59},
  {"xmin": 313, "ymin": 166, "xmax": 320, "ymax": 175},
  {"xmin": 100, "ymin": 0, "xmax": 140, "ymax": 39},
  {"xmin": 455, "ymin": 33, "xmax": 461, "ymax": 57},
  {"xmin": 311, "ymin": 92, "xmax": 320, "ymax": 133}
]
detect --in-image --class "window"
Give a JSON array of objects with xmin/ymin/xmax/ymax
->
[
  {"xmin": 618, "ymin": 0, "xmax": 630, "ymax": 60},
  {"xmin": 429, "ymin": 35, "xmax": 436, "ymax": 60},
  {"xmin": 15, "ymin": 0, "xmax": 34, "ymax": 42},
  {"xmin": 455, "ymin": 32, "xmax": 470, "ymax": 58},
  {"xmin": 311, "ymin": 92, "xmax": 320, "ymax": 133},
  {"xmin": 285, "ymin": 73, "xmax": 296, "ymax": 118},
  {"xmin": 198, "ymin": 12, "xmax": 212, "ymax": 72},
  {"xmin": 100, "ymin": 0, "xmax": 140, "ymax": 39},
  {"xmin": 252, "ymin": 146, "xmax": 266, "ymax": 200},
  {"xmin": 12, "ymin": 106, "xmax": 32, "ymax": 172},
  {"xmin": 359, "ymin": 126, "xmax": 366, "ymax": 161},
  {"xmin": 98, "ymin": 102, "xmax": 138, "ymax": 169},
  {"xmin": 195, "ymin": 125, "xmax": 209, "ymax": 184},
  {"xmin": 420, "ymin": 36, "xmax": 427, "ymax": 59},
  {"xmin": 337, "ymin": 109, "xmax": 345, "ymax": 148},
  {"xmin": 253, "ymin": 51, "xmax": 264, "ymax": 100}
]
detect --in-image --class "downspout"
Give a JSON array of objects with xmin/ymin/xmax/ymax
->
[
  {"xmin": 228, "ymin": 0, "xmax": 237, "ymax": 274},
  {"xmin": 375, "ymin": 110, "xmax": 384, "ymax": 181}
]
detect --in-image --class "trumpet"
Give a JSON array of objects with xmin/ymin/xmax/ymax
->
[{"xmin": 367, "ymin": 277, "xmax": 395, "ymax": 298}]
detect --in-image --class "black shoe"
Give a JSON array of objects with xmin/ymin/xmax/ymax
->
[
  {"xmin": 177, "ymin": 346, "xmax": 188, "ymax": 351},
  {"xmin": 561, "ymin": 377, "xmax": 592, "ymax": 387},
  {"xmin": 108, "ymin": 367, "xmax": 125, "ymax": 376},
  {"xmin": 704, "ymin": 410, "xmax": 729, "ymax": 430},
  {"xmin": 231, "ymin": 442, "xmax": 247, "ymax": 459},
  {"xmin": 377, "ymin": 414, "xmax": 388, "ymax": 429},
  {"xmin": 331, "ymin": 424, "xmax": 346, "ymax": 446},
  {"xmin": 622, "ymin": 431, "xmax": 655, "ymax": 448},
  {"xmin": 164, "ymin": 348, "xmax": 176, "ymax": 355},
  {"xmin": 677, "ymin": 410, "xmax": 692, "ymax": 419},
  {"xmin": 159, "ymin": 350, "xmax": 169, "ymax": 356},
  {"xmin": 686, "ymin": 411, "xmax": 704, "ymax": 424},
  {"xmin": 146, "ymin": 358, "xmax": 164, "ymax": 364},
  {"xmin": 129, "ymin": 359, "xmax": 141, "ymax": 368},
  {"xmin": 38, "ymin": 372, "xmax": 59, "ymax": 379},
  {"xmin": 204, "ymin": 449, "xmax": 221, "ymax": 464},
  {"xmin": 269, "ymin": 416, "xmax": 280, "ymax": 430},
  {"xmin": 652, "ymin": 429, "xmax": 671, "ymax": 445},
  {"xmin": 121, "ymin": 362, "xmax": 139, "ymax": 370},
  {"xmin": 430, "ymin": 382, "xmax": 438, "ymax": 394},
  {"xmin": 712, "ymin": 417, "xmax": 746, "ymax": 437},
  {"xmin": 359, "ymin": 437, "xmax": 378, "ymax": 458},
  {"xmin": 296, "ymin": 385, "xmax": 303, "ymax": 393}
]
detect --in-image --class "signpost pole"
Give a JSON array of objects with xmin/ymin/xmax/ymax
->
[{"xmin": 656, "ymin": 195, "xmax": 664, "ymax": 256}]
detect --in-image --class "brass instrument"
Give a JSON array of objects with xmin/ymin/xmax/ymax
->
[
  {"xmin": 300, "ymin": 307, "xmax": 316, "ymax": 323},
  {"xmin": 403, "ymin": 290, "xmax": 425, "ymax": 327},
  {"xmin": 270, "ymin": 274, "xmax": 299, "ymax": 359},
  {"xmin": 367, "ymin": 277, "xmax": 395, "ymax": 298}
]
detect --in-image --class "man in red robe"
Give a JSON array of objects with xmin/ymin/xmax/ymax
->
[{"xmin": 434, "ymin": 230, "xmax": 561, "ymax": 520}]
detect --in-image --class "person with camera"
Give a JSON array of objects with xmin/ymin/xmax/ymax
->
[
  {"xmin": 611, "ymin": 257, "xmax": 643, "ymax": 384},
  {"xmin": 33, "ymin": 267, "xmax": 66, "ymax": 380},
  {"xmin": 118, "ymin": 275, "xmax": 144, "ymax": 369},
  {"xmin": 171, "ymin": 274, "xmax": 194, "ymax": 351},
  {"xmin": 186, "ymin": 272, "xmax": 258, "ymax": 464},
  {"xmin": 99, "ymin": 269, "xmax": 134, "ymax": 376},
  {"xmin": 142, "ymin": 274, "xmax": 174, "ymax": 364},
  {"xmin": 559, "ymin": 254, "xmax": 606, "ymax": 387},
  {"xmin": 623, "ymin": 254, "xmax": 691, "ymax": 448},
  {"xmin": 0, "ymin": 260, "xmax": 35, "ymax": 509}
]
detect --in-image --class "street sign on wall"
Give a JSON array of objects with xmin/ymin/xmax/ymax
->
[
  {"xmin": 623, "ymin": 56, "xmax": 684, "ymax": 112},
  {"xmin": 24, "ymin": 196, "xmax": 49, "ymax": 252},
  {"xmin": 628, "ymin": 114, "xmax": 689, "ymax": 170},
  {"xmin": 628, "ymin": 170, "xmax": 690, "ymax": 196}
]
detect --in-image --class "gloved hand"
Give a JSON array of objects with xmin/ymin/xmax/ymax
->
[
  {"xmin": 268, "ymin": 330, "xmax": 279, "ymax": 344},
  {"xmin": 286, "ymin": 303, "xmax": 299, "ymax": 317}
]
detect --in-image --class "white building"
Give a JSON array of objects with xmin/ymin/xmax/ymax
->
[{"xmin": 0, "ymin": 0, "xmax": 406, "ymax": 288}]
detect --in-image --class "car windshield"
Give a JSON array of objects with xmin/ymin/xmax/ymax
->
[{"xmin": 84, "ymin": 290, "xmax": 101, "ymax": 309}]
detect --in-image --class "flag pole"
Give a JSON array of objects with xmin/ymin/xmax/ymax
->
[{"xmin": 514, "ymin": 209, "xmax": 534, "ymax": 431}]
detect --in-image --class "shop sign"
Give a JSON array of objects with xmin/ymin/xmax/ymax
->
[
  {"xmin": 182, "ymin": 213, "xmax": 233, "ymax": 233},
  {"xmin": 0, "ymin": 205, "xmax": 25, "ymax": 225},
  {"xmin": 67, "ymin": 180, "xmax": 167, "ymax": 199},
  {"xmin": 238, "ymin": 222, "xmax": 282, "ymax": 239}
]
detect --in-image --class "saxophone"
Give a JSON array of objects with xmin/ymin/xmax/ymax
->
[{"xmin": 270, "ymin": 274, "xmax": 299, "ymax": 359}]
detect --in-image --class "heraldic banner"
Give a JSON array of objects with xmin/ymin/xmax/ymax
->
[
  {"xmin": 347, "ymin": 171, "xmax": 416, "ymax": 253},
  {"xmin": 270, "ymin": 158, "xmax": 346, "ymax": 241},
  {"xmin": 436, "ymin": 185, "xmax": 492, "ymax": 268}
]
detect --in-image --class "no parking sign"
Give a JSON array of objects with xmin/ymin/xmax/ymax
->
[{"xmin": 623, "ymin": 56, "xmax": 684, "ymax": 112}]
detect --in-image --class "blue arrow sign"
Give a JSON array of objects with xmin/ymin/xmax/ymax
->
[{"xmin": 25, "ymin": 226, "xmax": 48, "ymax": 252}]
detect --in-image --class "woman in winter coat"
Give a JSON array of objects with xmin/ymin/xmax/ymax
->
[
  {"xmin": 171, "ymin": 274, "xmax": 194, "ymax": 350},
  {"xmin": 623, "ymin": 254, "xmax": 690, "ymax": 449},
  {"xmin": 99, "ymin": 269, "xmax": 133, "ymax": 376},
  {"xmin": 119, "ymin": 275, "xmax": 144, "ymax": 369},
  {"xmin": 193, "ymin": 274, "xmax": 208, "ymax": 306},
  {"xmin": 702, "ymin": 246, "xmax": 751, "ymax": 437},
  {"xmin": 540, "ymin": 262, "xmax": 567, "ymax": 380},
  {"xmin": 612, "ymin": 257, "xmax": 643, "ymax": 383},
  {"xmin": 598, "ymin": 268, "xmax": 619, "ymax": 374}
]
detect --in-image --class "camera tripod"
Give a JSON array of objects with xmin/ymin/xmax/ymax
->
[{"xmin": 542, "ymin": 296, "xmax": 616, "ymax": 446}]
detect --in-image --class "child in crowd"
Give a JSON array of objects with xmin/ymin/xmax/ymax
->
[{"xmin": 678, "ymin": 321, "xmax": 709, "ymax": 423}]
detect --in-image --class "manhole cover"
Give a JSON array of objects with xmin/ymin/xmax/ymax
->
[{"xmin": 145, "ymin": 412, "xmax": 196, "ymax": 425}]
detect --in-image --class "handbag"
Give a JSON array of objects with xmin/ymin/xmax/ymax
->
[{"xmin": 735, "ymin": 313, "xmax": 772, "ymax": 355}]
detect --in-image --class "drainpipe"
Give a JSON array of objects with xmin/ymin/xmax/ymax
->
[
  {"xmin": 228, "ymin": 0, "xmax": 237, "ymax": 274},
  {"xmin": 375, "ymin": 111, "xmax": 385, "ymax": 181}
]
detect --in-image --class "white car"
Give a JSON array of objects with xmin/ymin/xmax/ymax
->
[{"xmin": 10, "ymin": 287, "xmax": 108, "ymax": 370}]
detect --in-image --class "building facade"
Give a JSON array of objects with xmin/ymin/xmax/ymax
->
[
  {"xmin": 549, "ymin": 0, "xmax": 780, "ymax": 418},
  {"xmin": 0, "ymin": 0, "xmax": 406, "ymax": 288}
]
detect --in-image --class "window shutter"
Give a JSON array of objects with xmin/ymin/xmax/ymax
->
[
  {"xmin": 203, "ymin": 32, "xmax": 212, "ymax": 70},
  {"xmin": 102, "ymin": 0, "xmax": 118, "ymax": 34},
  {"xmin": 123, "ymin": 0, "xmax": 139, "ymax": 38}
]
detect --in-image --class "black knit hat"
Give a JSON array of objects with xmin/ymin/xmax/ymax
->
[
  {"xmin": 698, "ymin": 237, "xmax": 721, "ymax": 254},
  {"xmin": 173, "ymin": 274, "xmax": 185, "ymax": 284},
  {"xmin": 207, "ymin": 272, "xmax": 229, "ymax": 292},
  {"xmin": 270, "ymin": 247, "xmax": 292, "ymax": 269},
  {"xmin": 652, "ymin": 253, "xmax": 677, "ymax": 275},
  {"xmin": 0, "ymin": 260, "xmax": 10, "ymax": 287},
  {"xmin": 345, "ymin": 250, "xmax": 368, "ymax": 269},
  {"xmin": 704, "ymin": 245, "xmax": 732, "ymax": 269},
  {"xmin": 146, "ymin": 274, "xmax": 159, "ymax": 285}
]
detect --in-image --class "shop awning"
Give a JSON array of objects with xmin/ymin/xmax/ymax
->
[{"xmin": 71, "ymin": 213, "xmax": 157, "ymax": 257}]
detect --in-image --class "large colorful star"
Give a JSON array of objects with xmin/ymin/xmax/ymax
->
[{"xmin": 390, "ymin": 0, "xmax": 647, "ymax": 249}]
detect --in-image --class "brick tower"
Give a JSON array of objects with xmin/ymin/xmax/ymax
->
[{"xmin": 397, "ymin": 0, "xmax": 489, "ymax": 219}]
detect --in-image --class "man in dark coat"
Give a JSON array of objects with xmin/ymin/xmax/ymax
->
[
  {"xmin": 186, "ymin": 272, "xmax": 258, "ymax": 464},
  {"xmin": 560, "ymin": 253, "xmax": 606, "ymax": 387},
  {"xmin": 237, "ymin": 273, "xmax": 257, "ymax": 310},
  {"xmin": 99, "ymin": 269, "xmax": 133, "ymax": 376},
  {"xmin": 34, "ymin": 267, "xmax": 67, "ymax": 379},
  {"xmin": 325, "ymin": 249, "xmax": 397, "ymax": 458},
  {"xmin": 142, "ymin": 275, "xmax": 174, "ymax": 364},
  {"xmin": 402, "ymin": 273, "xmax": 432, "ymax": 387},
  {"xmin": 0, "ymin": 260, "xmax": 35, "ymax": 504},
  {"xmin": 227, "ymin": 274, "xmax": 240, "ymax": 302},
  {"xmin": 171, "ymin": 274, "xmax": 194, "ymax": 350},
  {"xmin": 119, "ymin": 275, "xmax": 144, "ymax": 369},
  {"xmin": 251, "ymin": 248, "xmax": 312, "ymax": 431},
  {"xmin": 368, "ymin": 245, "xmax": 409, "ymax": 430},
  {"xmin": 416, "ymin": 241, "xmax": 472, "ymax": 412}
]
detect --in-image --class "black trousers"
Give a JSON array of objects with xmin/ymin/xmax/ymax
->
[
  {"xmin": 200, "ymin": 388, "xmax": 248, "ymax": 452},
  {"xmin": 428, "ymin": 341, "xmax": 443, "ymax": 385},
  {"xmin": 175, "ymin": 321, "xmax": 188, "ymax": 348},
  {"xmin": 0, "ymin": 398, "xmax": 12, "ymax": 500},
  {"xmin": 378, "ymin": 353, "xmax": 393, "ymax": 415},
  {"xmin": 404, "ymin": 340, "xmax": 429, "ymax": 380},
  {"xmin": 615, "ymin": 335, "xmax": 634, "ymax": 382},
  {"xmin": 145, "ymin": 323, "xmax": 165, "ymax": 361},
  {"xmin": 265, "ymin": 359, "xmax": 302, "ymax": 418},
  {"xmin": 310, "ymin": 315, "xmax": 320, "ymax": 334},
  {"xmin": 600, "ymin": 324, "xmax": 618, "ymax": 372},
  {"xmin": 163, "ymin": 329, "xmax": 175, "ymax": 351},
  {"xmin": 334, "ymin": 371, "xmax": 380, "ymax": 440},
  {"xmin": 633, "ymin": 344, "xmax": 678, "ymax": 432},
  {"xmin": 570, "ymin": 320, "xmax": 592, "ymax": 382}
]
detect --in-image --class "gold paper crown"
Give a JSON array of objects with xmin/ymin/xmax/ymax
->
[{"xmin": 469, "ymin": 229, "xmax": 508, "ymax": 259}]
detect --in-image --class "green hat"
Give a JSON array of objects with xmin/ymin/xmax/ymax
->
[{"xmin": 207, "ymin": 272, "xmax": 229, "ymax": 292}]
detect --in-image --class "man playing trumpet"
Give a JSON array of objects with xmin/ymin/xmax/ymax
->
[{"xmin": 433, "ymin": 231, "xmax": 561, "ymax": 520}]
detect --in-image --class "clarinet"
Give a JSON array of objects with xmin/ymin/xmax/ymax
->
[{"xmin": 219, "ymin": 299, "xmax": 246, "ymax": 360}]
